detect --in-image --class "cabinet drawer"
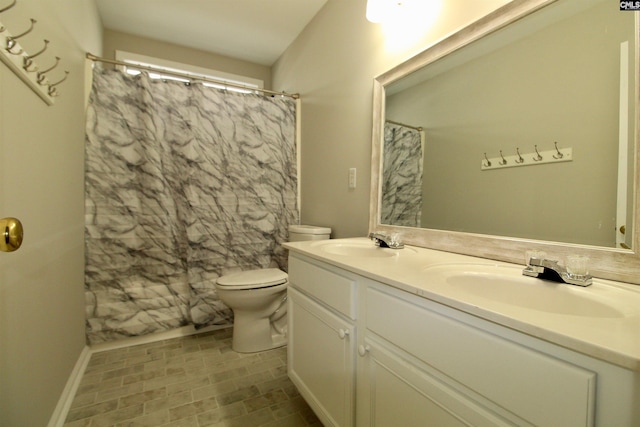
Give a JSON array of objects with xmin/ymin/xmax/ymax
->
[
  {"xmin": 366, "ymin": 287, "xmax": 596, "ymax": 427},
  {"xmin": 288, "ymin": 256, "xmax": 356, "ymax": 319}
]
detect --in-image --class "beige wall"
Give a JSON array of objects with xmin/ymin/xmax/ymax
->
[
  {"xmin": 0, "ymin": 1, "xmax": 101, "ymax": 426},
  {"xmin": 0, "ymin": 2, "xmax": 523, "ymax": 423},
  {"xmin": 103, "ymin": 29, "xmax": 272, "ymax": 89},
  {"xmin": 99, "ymin": 0, "xmax": 512, "ymax": 239},
  {"xmin": 272, "ymin": 0, "xmax": 511, "ymax": 238}
]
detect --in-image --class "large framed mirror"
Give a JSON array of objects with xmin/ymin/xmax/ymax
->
[{"xmin": 370, "ymin": 0, "xmax": 640, "ymax": 284}]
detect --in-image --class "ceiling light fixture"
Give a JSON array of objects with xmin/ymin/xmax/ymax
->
[{"xmin": 366, "ymin": 0, "xmax": 404, "ymax": 24}]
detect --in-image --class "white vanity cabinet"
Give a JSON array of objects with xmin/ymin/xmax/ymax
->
[
  {"xmin": 287, "ymin": 252, "xmax": 639, "ymax": 427},
  {"xmin": 358, "ymin": 283, "xmax": 597, "ymax": 427},
  {"xmin": 287, "ymin": 256, "xmax": 357, "ymax": 427}
]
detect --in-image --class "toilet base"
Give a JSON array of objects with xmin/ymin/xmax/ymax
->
[{"xmin": 231, "ymin": 310, "xmax": 288, "ymax": 353}]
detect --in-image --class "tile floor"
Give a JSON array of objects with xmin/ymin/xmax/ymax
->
[{"xmin": 63, "ymin": 328, "xmax": 321, "ymax": 427}]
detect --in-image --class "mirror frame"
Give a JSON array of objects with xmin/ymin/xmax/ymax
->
[{"xmin": 370, "ymin": 0, "xmax": 640, "ymax": 285}]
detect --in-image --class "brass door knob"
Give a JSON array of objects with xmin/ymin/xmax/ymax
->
[{"xmin": 1, "ymin": 217, "xmax": 23, "ymax": 252}]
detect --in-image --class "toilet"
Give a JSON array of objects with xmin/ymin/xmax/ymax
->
[{"xmin": 215, "ymin": 224, "xmax": 331, "ymax": 353}]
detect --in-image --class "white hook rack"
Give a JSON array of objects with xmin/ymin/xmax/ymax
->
[
  {"xmin": 481, "ymin": 145, "xmax": 572, "ymax": 171},
  {"xmin": 0, "ymin": 16, "xmax": 64, "ymax": 105}
]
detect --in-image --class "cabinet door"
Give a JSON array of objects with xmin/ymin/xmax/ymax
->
[
  {"xmin": 357, "ymin": 337, "xmax": 524, "ymax": 427},
  {"xmin": 288, "ymin": 287, "xmax": 355, "ymax": 427},
  {"xmin": 365, "ymin": 286, "xmax": 596, "ymax": 427}
]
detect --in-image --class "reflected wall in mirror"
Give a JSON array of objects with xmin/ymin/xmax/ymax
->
[{"xmin": 370, "ymin": 0, "xmax": 640, "ymax": 284}]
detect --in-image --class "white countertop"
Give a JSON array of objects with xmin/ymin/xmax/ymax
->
[{"xmin": 284, "ymin": 237, "xmax": 640, "ymax": 371}]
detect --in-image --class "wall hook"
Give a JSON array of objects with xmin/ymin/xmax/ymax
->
[
  {"xmin": 37, "ymin": 56, "xmax": 59, "ymax": 84},
  {"xmin": 483, "ymin": 153, "xmax": 492, "ymax": 167},
  {"xmin": 0, "ymin": 0, "xmax": 16, "ymax": 14},
  {"xmin": 533, "ymin": 145, "xmax": 543, "ymax": 162},
  {"xmin": 47, "ymin": 70, "xmax": 68, "ymax": 96},
  {"xmin": 0, "ymin": 0, "xmax": 13, "ymax": 32},
  {"xmin": 6, "ymin": 18, "xmax": 36, "ymax": 54},
  {"xmin": 552, "ymin": 141, "xmax": 564, "ymax": 159},
  {"xmin": 23, "ymin": 39, "xmax": 48, "ymax": 72},
  {"xmin": 499, "ymin": 150, "xmax": 507, "ymax": 165},
  {"xmin": 515, "ymin": 148, "xmax": 524, "ymax": 164}
]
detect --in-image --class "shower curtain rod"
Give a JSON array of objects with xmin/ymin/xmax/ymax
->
[
  {"xmin": 85, "ymin": 53, "xmax": 300, "ymax": 99},
  {"xmin": 386, "ymin": 119, "xmax": 423, "ymax": 132}
]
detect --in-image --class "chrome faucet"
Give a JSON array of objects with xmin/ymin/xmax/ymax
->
[
  {"xmin": 523, "ymin": 257, "xmax": 592, "ymax": 287},
  {"xmin": 369, "ymin": 232, "xmax": 404, "ymax": 249}
]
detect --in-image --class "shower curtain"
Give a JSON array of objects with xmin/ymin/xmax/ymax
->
[
  {"xmin": 84, "ymin": 66, "xmax": 299, "ymax": 344},
  {"xmin": 381, "ymin": 122, "xmax": 423, "ymax": 227}
]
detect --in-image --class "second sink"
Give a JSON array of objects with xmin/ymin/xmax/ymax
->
[{"xmin": 422, "ymin": 264, "xmax": 625, "ymax": 318}]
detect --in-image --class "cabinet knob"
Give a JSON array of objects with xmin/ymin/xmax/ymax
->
[
  {"xmin": 358, "ymin": 344, "xmax": 370, "ymax": 356},
  {"xmin": 338, "ymin": 328, "xmax": 349, "ymax": 339}
]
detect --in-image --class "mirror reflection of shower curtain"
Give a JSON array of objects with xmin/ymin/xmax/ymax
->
[
  {"xmin": 84, "ymin": 66, "xmax": 299, "ymax": 344},
  {"xmin": 381, "ymin": 123, "xmax": 424, "ymax": 227}
]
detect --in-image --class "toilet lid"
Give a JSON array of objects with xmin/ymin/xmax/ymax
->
[{"xmin": 216, "ymin": 268, "xmax": 288, "ymax": 290}]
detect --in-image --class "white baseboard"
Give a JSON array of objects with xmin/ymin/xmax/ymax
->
[
  {"xmin": 47, "ymin": 324, "xmax": 232, "ymax": 426},
  {"xmin": 89, "ymin": 324, "xmax": 232, "ymax": 353},
  {"xmin": 47, "ymin": 345, "xmax": 91, "ymax": 427}
]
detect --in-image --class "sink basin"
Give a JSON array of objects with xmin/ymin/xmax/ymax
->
[
  {"xmin": 311, "ymin": 240, "xmax": 412, "ymax": 258},
  {"xmin": 422, "ymin": 264, "xmax": 624, "ymax": 318}
]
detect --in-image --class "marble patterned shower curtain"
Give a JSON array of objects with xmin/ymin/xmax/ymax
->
[
  {"xmin": 381, "ymin": 123, "xmax": 423, "ymax": 227},
  {"xmin": 84, "ymin": 66, "xmax": 298, "ymax": 344}
]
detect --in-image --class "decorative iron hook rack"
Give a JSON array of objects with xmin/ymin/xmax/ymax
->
[
  {"xmin": 481, "ymin": 142, "xmax": 572, "ymax": 171},
  {"xmin": 0, "ymin": 0, "xmax": 69, "ymax": 105}
]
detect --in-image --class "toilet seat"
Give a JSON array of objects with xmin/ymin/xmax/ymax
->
[{"xmin": 216, "ymin": 268, "xmax": 288, "ymax": 290}]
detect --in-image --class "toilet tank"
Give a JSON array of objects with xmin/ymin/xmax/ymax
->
[{"xmin": 289, "ymin": 225, "xmax": 331, "ymax": 242}]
